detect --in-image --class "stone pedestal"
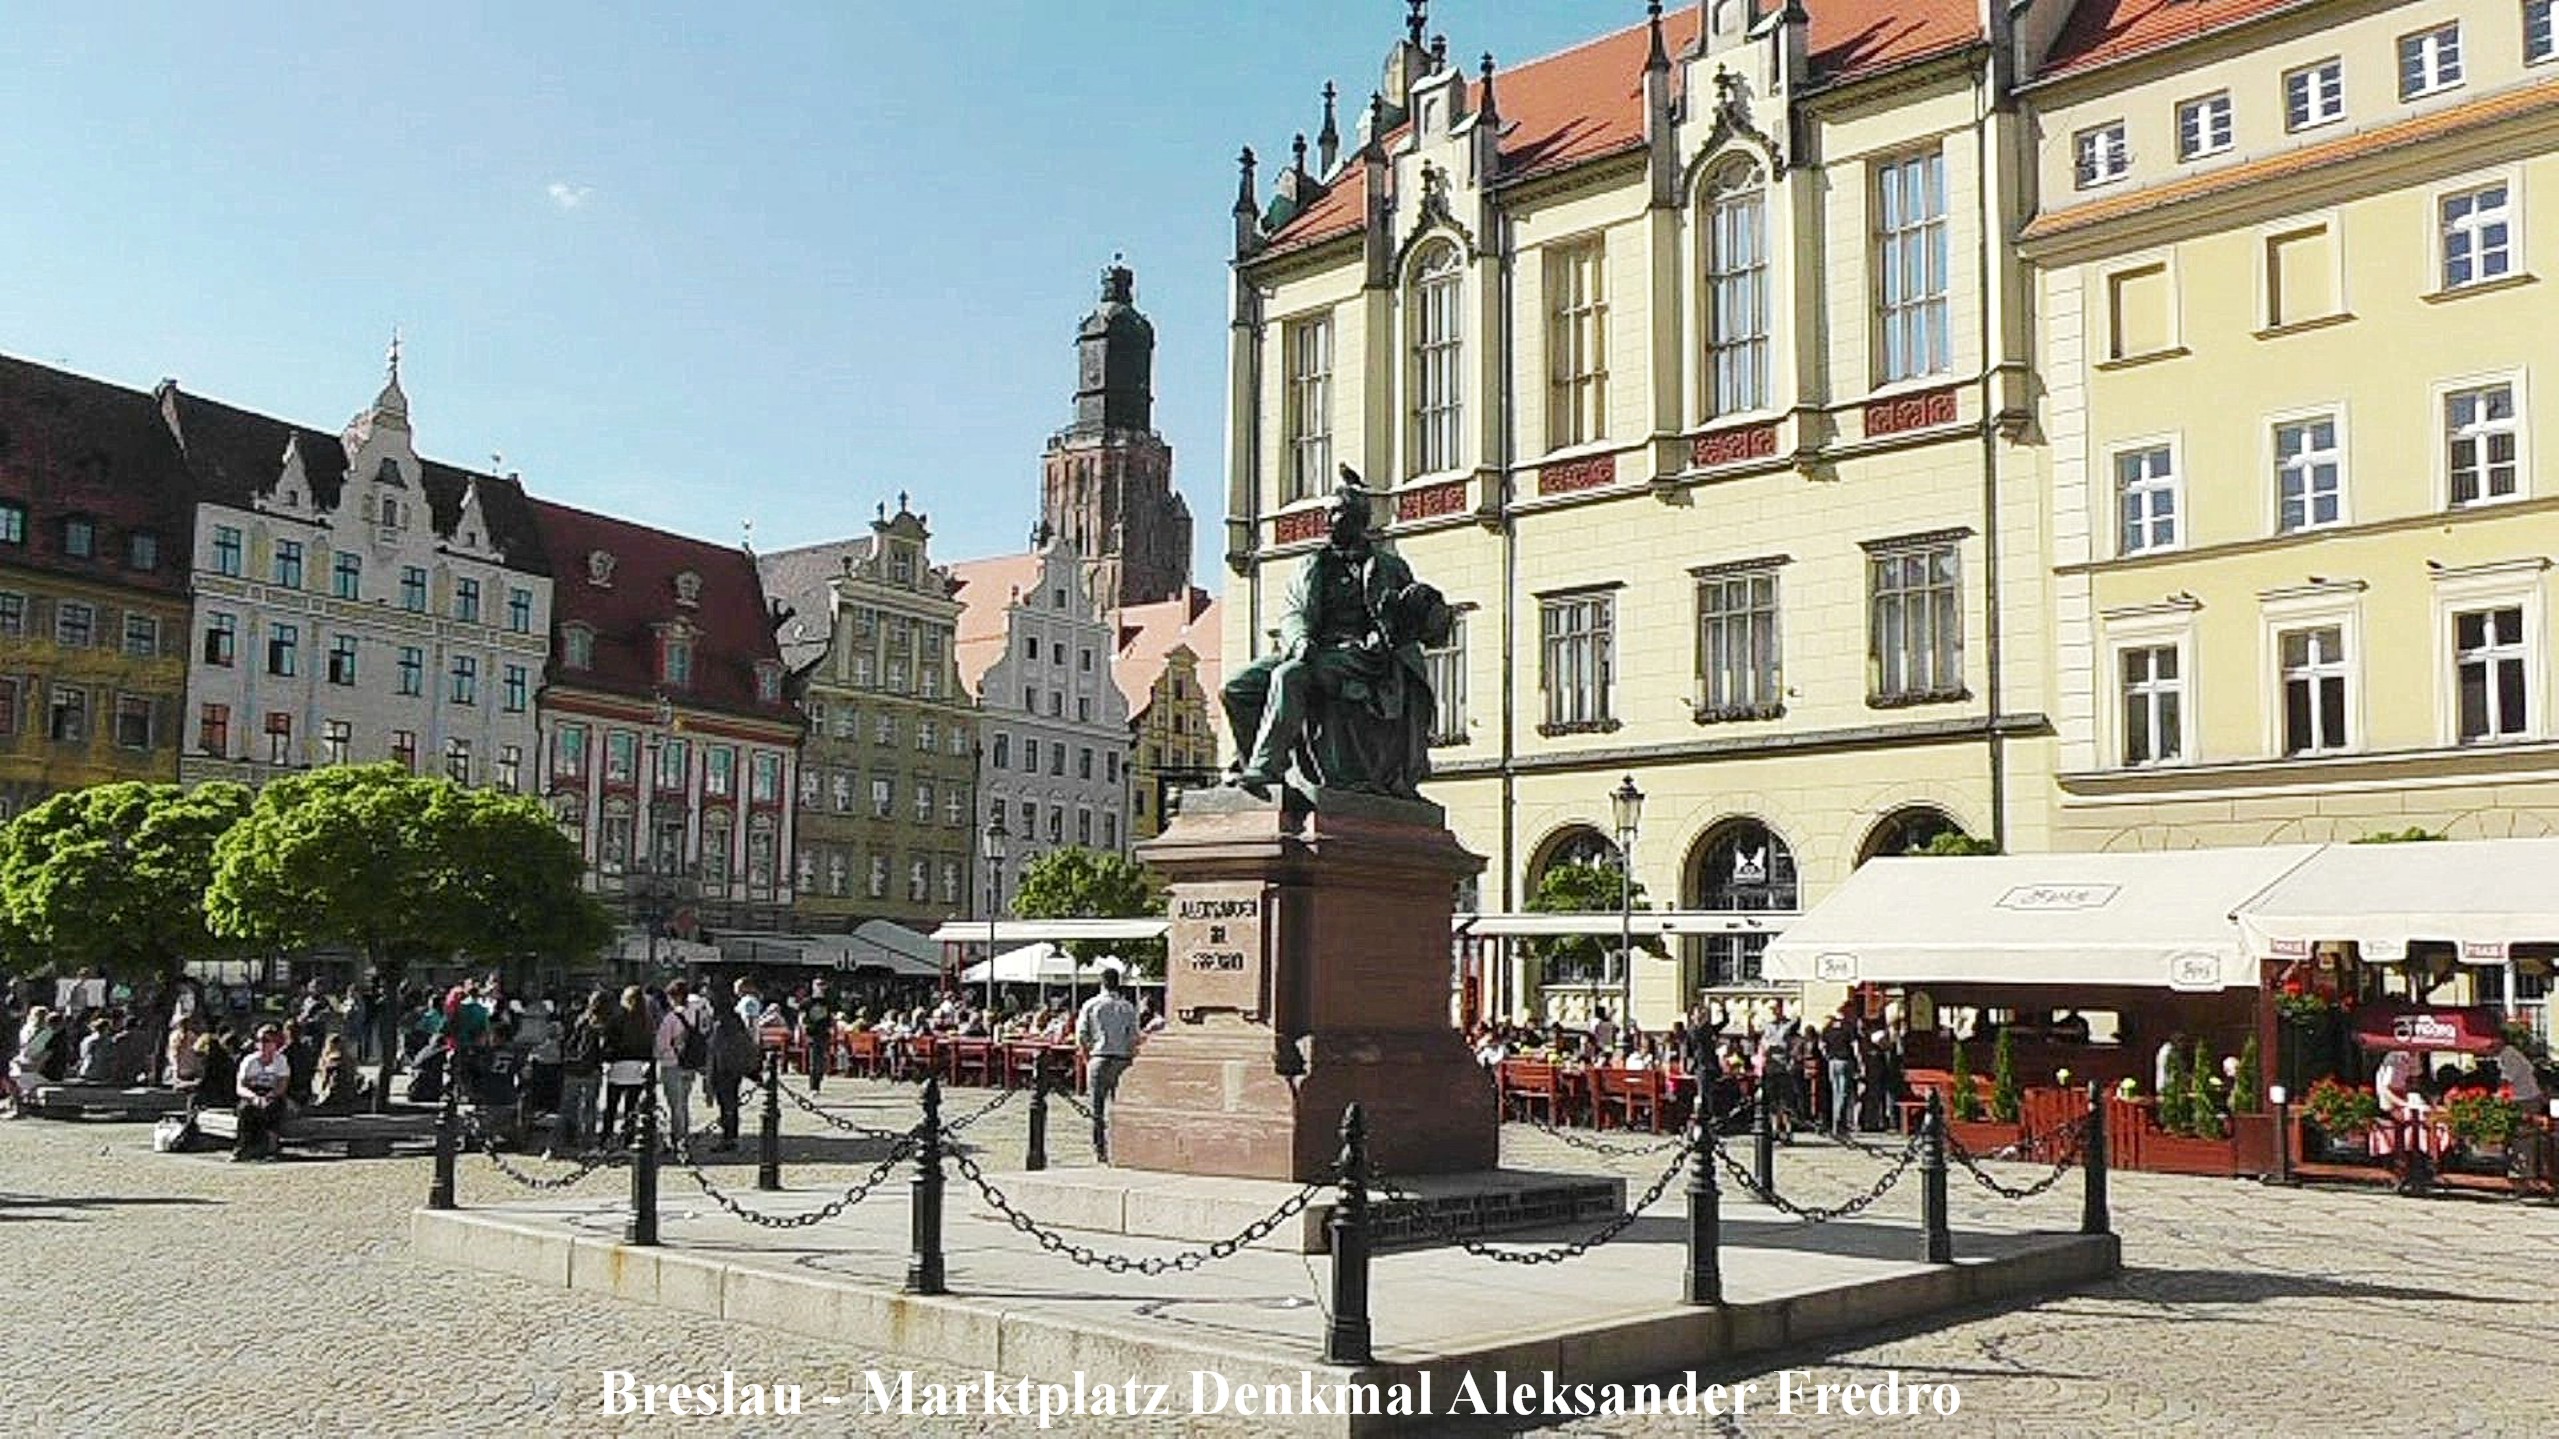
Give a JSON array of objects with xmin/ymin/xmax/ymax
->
[{"xmin": 1112, "ymin": 787, "xmax": 1498, "ymax": 1183}]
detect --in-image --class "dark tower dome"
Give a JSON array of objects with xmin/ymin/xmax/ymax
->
[{"xmin": 1072, "ymin": 261, "xmax": 1155, "ymax": 436}]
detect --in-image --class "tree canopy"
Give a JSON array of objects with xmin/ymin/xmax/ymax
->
[
  {"xmin": 0, "ymin": 780, "xmax": 253, "ymax": 980},
  {"xmin": 1012, "ymin": 846, "xmax": 1165, "ymax": 970},
  {"xmin": 1523, "ymin": 858, "xmax": 1664, "ymax": 975}
]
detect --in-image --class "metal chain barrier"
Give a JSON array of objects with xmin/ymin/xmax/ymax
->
[
  {"xmin": 1369, "ymin": 1133, "xmax": 1700, "ymax": 1265},
  {"xmin": 1715, "ymin": 1130, "xmax": 1924, "ymax": 1223},
  {"xmin": 1521, "ymin": 1093, "xmax": 1754, "ymax": 1158},
  {"xmin": 953, "ymin": 1146, "xmax": 1328, "ymax": 1275},
  {"xmin": 1052, "ymin": 1086, "xmax": 1097, "ymax": 1123},
  {"xmin": 661, "ymin": 1090, "xmax": 919, "ymax": 1229},
  {"xmin": 943, "ymin": 1084, "xmax": 1018, "ymax": 1135},
  {"xmin": 769, "ymin": 1073, "xmax": 1018, "ymax": 1140},
  {"xmin": 1946, "ymin": 1113, "xmax": 2091, "ymax": 1201},
  {"xmin": 457, "ymin": 1105, "xmax": 627, "ymax": 1191}
]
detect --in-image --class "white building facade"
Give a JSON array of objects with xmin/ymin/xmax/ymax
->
[{"xmin": 957, "ymin": 536, "xmax": 1133, "ymax": 871}]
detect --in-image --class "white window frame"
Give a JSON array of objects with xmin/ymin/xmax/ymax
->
[
  {"xmin": 2438, "ymin": 372, "xmax": 2529, "ymax": 509},
  {"xmin": 2277, "ymin": 625, "xmax": 2354, "ymax": 757},
  {"xmin": 1867, "ymin": 538, "xmax": 1965, "ymax": 704},
  {"xmin": 2398, "ymin": 23, "xmax": 2464, "ymax": 100},
  {"xmin": 1538, "ymin": 591, "xmax": 1616, "ymax": 730},
  {"xmin": 1874, "ymin": 149, "xmax": 1951, "ymax": 384},
  {"xmin": 2176, "ymin": 92, "xmax": 2234, "ymax": 161},
  {"xmin": 1694, "ymin": 565, "xmax": 1783, "ymax": 720},
  {"xmin": 2284, "ymin": 58, "xmax": 2345, "ymax": 131},
  {"xmin": 2118, "ymin": 644, "xmax": 2188, "ymax": 768},
  {"xmin": 1700, "ymin": 163, "xmax": 1771, "ymax": 420},
  {"xmin": 1281, "ymin": 311, "xmax": 1334, "ymax": 505},
  {"xmin": 2259, "ymin": 582, "xmax": 2367, "ymax": 760},
  {"xmin": 2431, "ymin": 560, "xmax": 2549, "ymax": 746},
  {"xmin": 2111, "ymin": 436, "xmax": 2183, "ymax": 556},
  {"xmin": 2102, "ymin": 605, "xmax": 2198, "ymax": 770},
  {"xmin": 2531, "ymin": 0, "xmax": 2556, "ymax": 65},
  {"xmin": 1407, "ymin": 241, "xmax": 1466, "ymax": 478},
  {"xmin": 2437, "ymin": 180, "xmax": 2516, "ymax": 291},
  {"xmin": 1422, "ymin": 607, "xmax": 1469, "ymax": 741},
  {"xmin": 2269, "ymin": 406, "xmax": 2349, "ymax": 534},
  {"xmin": 2073, "ymin": 122, "xmax": 2130, "ymax": 189},
  {"xmin": 1544, "ymin": 238, "xmax": 1610, "ymax": 451}
]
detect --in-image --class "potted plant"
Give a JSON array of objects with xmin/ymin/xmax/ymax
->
[
  {"xmin": 1991, "ymin": 1027, "xmax": 2023, "ymax": 1124},
  {"xmin": 2442, "ymin": 1086, "xmax": 2526, "ymax": 1159},
  {"xmin": 1949, "ymin": 1042, "xmax": 1982, "ymax": 1121},
  {"xmin": 1944, "ymin": 1041, "xmax": 2022, "ymax": 1154},
  {"xmin": 2183, "ymin": 1037, "xmax": 2225, "ymax": 1139},
  {"xmin": 2301, "ymin": 1076, "xmax": 2381, "ymax": 1159},
  {"xmin": 2157, "ymin": 1042, "xmax": 2190, "ymax": 1135}
]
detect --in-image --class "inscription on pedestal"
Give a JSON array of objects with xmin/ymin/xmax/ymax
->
[{"xmin": 1170, "ymin": 884, "xmax": 1270, "ymax": 1022}]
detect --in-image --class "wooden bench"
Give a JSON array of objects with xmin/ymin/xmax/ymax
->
[
  {"xmin": 22, "ymin": 1083, "xmax": 192, "ymax": 1123},
  {"xmin": 193, "ymin": 1109, "xmax": 440, "ymax": 1159}
]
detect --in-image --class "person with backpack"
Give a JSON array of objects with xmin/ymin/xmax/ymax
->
[
  {"xmin": 654, "ymin": 979, "xmax": 712, "ymax": 1148},
  {"xmin": 553, "ymin": 991, "xmax": 609, "ymax": 1156},
  {"xmin": 706, "ymin": 979, "xmax": 760, "ymax": 1152}
]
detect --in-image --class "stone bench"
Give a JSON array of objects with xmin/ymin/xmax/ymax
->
[
  {"xmin": 21, "ymin": 1083, "xmax": 191, "ymax": 1123},
  {"xmin": 193, "ymin": 1109, "xmax": 439, "ymax": 1159}
]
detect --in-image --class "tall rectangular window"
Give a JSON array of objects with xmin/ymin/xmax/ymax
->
[
  {"xmin": 0, "ymin": 503, "xmax": 23, "ymax": 545},
  {"xmin": 1538, "ymin": 593, "xmax": 1615, "ymax": 731},
  {"xmin": 49, "ymin": 686, "xmax": 87, "ymax": 743},
  {"xmin": 1869, "ymin": 540, "xmax": 1963, "ymax": 704},
  {"xmin": 454, "ymin": 577, "xmax": 481, "ymax": 623},
  {"xmin": 123, "ymin": 613, "xmax": 157, "ymax": 657},
  {"xmin": 55, "ymin": 601, "xmax": 94, "ymax": 649},
  {"xmin": 2447, "ymin": 383, "xmax": 2520, "ymax": 506},
  {"xmin": 114, "ymin": 695, "xmax": 153, "ymax": 751},
  {"xmin": 871, "ymin": 776, "xmax": 893, "ymax": 819},
  {"xmin": 1875, "ymin": 150, "xmax": 1950, "ymax": 383},
  {"xmin": 2532, "ymin": 0, "xmax": 2556, "ymax": 63},
  {"xmin": 2117, "ymin": 446, "xmax": 2179, "ymax": 554},
  {"xmin": 2399, "ymin": 24, "xmax": 2463, "ymax": 99},
  {"xmin": 553, "ymin": 724, "xmax": 588, "ymax": 780},
  {"xmin": 391, "ymin": 730, "xmax": 418, "ymax": 772},
  {"xmin": 2456, "ymin": 606, "xmax": 2529, "ymax": 741},
  {"xmin": 496, "ymin": 744, "xmax": 522, "ymax": 792},
  {"xmin": 400, "ymin": 566, "xmax": 428, "ymax": 612},
  {"xmin": 655, "ymin": 737, "xmax": 687, "ymax": 791},
  {"xmin": 0, "ymin": 592, "xmax": 20, "ymax": 637},
  {"xmin": 2280, "ymin": 627, "xmax": 2350, "ymax": 754},
  {"xmin": 1409, "ymin": 245, "xmax": 1465, "ymax": 476},
  {"xmin": 273, "ymin": 540, "xmax": 303, "ymax": 589},
  {"xmin": 1283, "ymin": 314, "xmax": 1332, "ymax": 503},
  {"xmin": 267, "ymin": 622, "xmax": 298, "ymax": 677},
  {"xmin": 328, "ymin": 634, "xmax": 358, "ymax": 686},
  {"xmin": 2441, "ymin": 184, "xmax": 2513, "ymax": 290},
  {"xmin": 2119, "ymin": 646, "xmax": 2184, "ymax": 766},
  {"xmin": 449, "ymin": 655, "xmax": 477, "ymax": 706},
  {"xmin": 264, "ymin": 711, "xmax": 293, "ymax": 766},
  {"xmin": 605, "ymin": 730, "xmax": 637, "ymax": 782},
  {"xmin": 2177, "ymin": 93, "xmax": 2234, "ymax": 159},
  {"xmin": 751, "ymin": 753, "xmax": 781, "ymax": 803},
  {"xmin": 1704, "ymin": 172, "xmax": 1768, "ymax": 417},
  {"xmin": 507, "ymin": 587, "xmax": 534, "ymax": 633},
  {"xmin": 2275, "ymin": 415, "xmax": 2344, "ymax": 532},
  {"xmin": 61, "ymin": 517, "xmax": 93, "ymax": 558},
  {"xmin": 706, "ymin": 745, "xmax": 734, "ymax": 797},
  {"xmin": 2073, "ymin": 122, "xmax": 2130, "ymax": 189},
  {"xmin": 1424, "ymin": 611, "xmax": 1467, "ymax": 744},
  {"xmin": 2285, "ymin": 59, "xmax": 2345, "ymax": 130},
  {"xmin": 397, "ymin": 646, "xmax": 423, "ymax": 696},
  {"xmin": 332, "ymin": 551, "xmax": 362, "ymax": 600},
  {"xmin": 322, "ymin": 718, "xmax": 351, "ymax": 767},
  {"xmin": 213, "ymin": 526, "xmax": 242, "ymax": 577},
  {"xmin": 503, "ymin": 663, "xmax": 529, "ymax": 712},
  {"xmin": 204, "ymin": 612, "xmax": 238, "ymax": 667},
  {"xmin": 1546, "ymin": 241, "xmax": 1608, "ymax": 448},
  {"xmin": 1695, "ymin": 568, "xmax": 1782, "ymax": 721},
  {"xmin": 198, "ymin": 703, "xmax": 229, "ymax": 756}
]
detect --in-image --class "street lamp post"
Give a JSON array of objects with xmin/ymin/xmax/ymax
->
[
  {"xmin": 981, "ymin": 809, "xmax": 1010, "ymax": 1020},
  {"xmin": 1610, "ymin": 774, "xmax": 1645, "ymax": 1043}
]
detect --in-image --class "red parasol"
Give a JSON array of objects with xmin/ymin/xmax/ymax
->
[{"xmin": 2349, "ymin": 1002, "xmax": 2507, "ymax": 1055}]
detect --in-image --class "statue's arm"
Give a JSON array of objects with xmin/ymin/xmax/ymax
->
[{"xmin": 1274, "ymin": 557, "xmax": 1318, "ymax": 656}]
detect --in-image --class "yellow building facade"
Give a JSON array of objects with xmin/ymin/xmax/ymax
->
[
  {"xmin": 2024, "ymin": 0, "xmax": 2559, "ymax": 856},
  {"xmin": 1223, "ymin": 7, "xmax": 2056, "ymax": 1026}
]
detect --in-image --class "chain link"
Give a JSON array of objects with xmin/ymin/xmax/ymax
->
[
  {"xmin": 1715, "ymin": 1130, "xmax": 1923, "ymax": 1223},
  {"xmin": 1946, "ymin": 1114, "xmax": 2090, "ymax": 1201},
  {"xmin": 659, "ymin": 1092, "xmax": 918, "ymax": 1229},
  {"xmin": 1368, "ymin": 1131, "xmax": 1700, "ymax": 1265},
  {"xmin": 769, "ymin": 1074, "xmax": 1019, "ymax": 1140},
  {"xmin": 457, "ymin": 1106, "xmax": 627, "ymax": 1190},
  {"xmin": 1520, "ymin": 1093, "xmax": 1754, "ymax": 1158},
  {"xmin": 954, "ymin": 1146, "xmax": 1327, "ymax": 1274},
  {"xmin": 943, "ymin": 1084, "xmax": 1018, "ymax": 1135}
]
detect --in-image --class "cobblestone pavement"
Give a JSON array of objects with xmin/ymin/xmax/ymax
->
[{"xmin": 2, "ymin": 1082, "xmax": 2552, "ymax": 1437}]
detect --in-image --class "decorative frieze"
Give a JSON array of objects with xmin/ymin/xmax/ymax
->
[
  {"xmin": 1862, "ymin": 386, "xmax": 1961, "ymax": 439},
  {"xmin": 1537, "ymin": 453, "xmax": 1617, "ymax": 496}
]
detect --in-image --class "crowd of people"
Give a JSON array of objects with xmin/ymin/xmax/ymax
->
[{"xmin": 1468, "ymin": 997, "xmax": 1913, "ymax": 1136}]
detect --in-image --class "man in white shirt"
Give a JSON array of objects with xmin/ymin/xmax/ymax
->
[
  {"xmin": 1074, "ymin": 969, "xmax": 1142, "ymax": 1163},
  {"xmin": 654, "ymin": 980, "xmax": 713, "ymax": 1145}
]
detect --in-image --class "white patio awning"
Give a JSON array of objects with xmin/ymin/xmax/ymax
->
[
  {"xmin": 927, "ymin": 918, "xmax": 1170, "ymax": 945},
  {"xmin": 959, "ymin": 942, "xmax": 1132, "ymax": 985},
  {"xmin": 2233, "ymin": 835, "xmax": 2559, "ymax": 964},
  {"xmin": 1455, "ymin": 910, "xmax": 1790, "ymax": 939},
  {"xmin": 1762, "ymin": 847, "xmax": 2324, "ymax": 991}
]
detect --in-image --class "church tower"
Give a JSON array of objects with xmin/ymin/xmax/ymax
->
[{"xmin": 1042, "ymin": 261, "xmax": 1192, "ymax": 609}]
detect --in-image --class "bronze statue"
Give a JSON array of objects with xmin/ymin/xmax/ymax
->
[{"xmin": 1222, "ymin": 468, "xmax": 1453, "ymax": 801}]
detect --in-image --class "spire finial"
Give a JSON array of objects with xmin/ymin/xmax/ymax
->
[
  {"xmin": 1317, "ymin": 82, "xmax": 1342, "ymax": 172},
  {"xmin": 741, "ymin": 517, "xmax": 754, "ymax": 552},
  {"xmin": 1646, "ymin": 0, "xmax": 1670, "ymax": 72},
  {"xmin": 1431, "ymin": 33, "xmax": 1449, "ymax": 69},
  {"xmin": 1233, "ymin": 145, "xmax": 1259, "ymax": 216},
  {"xmin": 1291, "ymin": 132, "xmax": 1309, "ymax": 176},
  {"xmin": 386, "ymin": 327, "xmax": 401, "ymax": 383},
  {"xmin": 898, "ymin": 488, "xmax": 910, "ymax": 513},
  {"xmin": 1405, "ymin": 0, "xmax": 1427, "ymax": 49}
]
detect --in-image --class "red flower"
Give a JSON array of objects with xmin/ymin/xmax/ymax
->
[
  {"xmin": 2498, "ymin": 1084, "xmax": 2516, "ymax": 1100},
  {"xmin": 2282, "ymin": 979, "xmax": 2306, "ymax": 997}
]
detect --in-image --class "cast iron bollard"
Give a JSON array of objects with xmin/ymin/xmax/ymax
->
[
  {"xmin": 1325, "ymin": 1104, "xmax": 1374, "ymax": 1366},
  {"xmin": 628, "ymin": 1063, "xmax": 661, "ymax": 1247},
  {"xmin": 1752, "ymin": 1086, "xmax": 1778, "ymax": 1204},
  {"xmin": 1919, "ymin": 1089, "xmax": 1951, "ymax": 1264},
  {"xmin": 2081, "ymin": 1082, "xmax": 2111, "ymax": 1236},
  {"xmin": 2268, "ymin": 1085, "xmax": 2294, "ymax": 1188},
  {"xmin": 427, "ymin": 1059, "xmax": 461, "ymax": 1210},
  {"xmin": 1027, "ymin": 1069, "xmax": 1050, "ymax": 1173},
  {"xmin": 905, "ymin": 1077, "xmax": 947, "ymax": 1295},
  {"xmin": 758, "ymin": 1047, "xmax": 784, "ymax": 1192},
  {"xmin": 1683, "ymin": 1107, "xmax": 1722, "ymax": 1306}
]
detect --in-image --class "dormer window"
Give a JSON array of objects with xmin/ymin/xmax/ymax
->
[
  {"xmin": 126, "ymin": 531, "xmax": 159, "ymax": 571},
  {"xmin": 889, "ymin": 547, "xmax": 915, "ymax": 584},
  {"xmin": 755, "ymin": 662, "xmax": 783, "ymax": 704},
  {"xmin": 61, "ymin": 516, "xmax": 95, "ymax": 560},
  {"xmin": 673, "ymin": 570, "xmax": 703, "ymax": 608},
  {"xmin": 587, "ymin": 550, "xmax": 616, "ymax": 588},
  {"xmin": 663, "ymin": 633, "xmax": 694, "ymax": 688},
  {"xmin": 376, "ymin": 457, "xmax": 405, "ymax": 486},
  {"xmin": 561, "ymin": 623, "xmax": 595, "ymax": 671}
]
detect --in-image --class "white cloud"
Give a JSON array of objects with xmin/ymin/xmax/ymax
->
[{"xmin": 546, "ymin": 181, "xmax": 594, "ymax": 211}]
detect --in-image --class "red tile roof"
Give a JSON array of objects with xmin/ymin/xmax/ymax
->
[
  {"xmin": 1266, "ymin": 3, "xmax": 1984, "ymax": 252},
  {"xmin": 2040, "ymin": 0, "xmax": 2311, "ymax": 80},
  {"xmin": 528, "ymin": 498, "xmax": 799, "ymax": 727},
  {"xmin": 1111, "ymin": 588, "xmax": 1223, "ymax": 735},
  {"xmin": 0, "ymin": 354, "xmax": 197, "ymax": 596},
  {"xmin": 948, "ymin": 551, "xmax": 1047, "ymax": 699}
]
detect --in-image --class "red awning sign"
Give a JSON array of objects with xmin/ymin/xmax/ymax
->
[{"xmin": 2350, "ymin": 1003, "xmax": 2506, "ymax": 1055}]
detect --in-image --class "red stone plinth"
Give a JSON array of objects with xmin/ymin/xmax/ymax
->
[{"xmin": 1112, "ymin": 788, "xmax": 1498, "ymax": 1183}]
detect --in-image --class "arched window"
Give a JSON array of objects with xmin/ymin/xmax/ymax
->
[
  {"xmin": 1687, "ymin": 818, "xmax": 1798, "ymax": 987},
  {"xmin": 1700, "ymin": 163, "xmax": 1769, "ymax": 418},
  {"xmin": 1530, "ymin": 825, "xmax": 1617, "ymax": 883},
  {"xmin": 1859, "ymin": 805, "xmax": 1970, "ymax": 864},
  {"xmin": 1407, "ymin": 242, "xmax": 1465, "ymax": 477}
]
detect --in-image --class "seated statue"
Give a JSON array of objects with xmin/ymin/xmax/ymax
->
[{"xmin": 1222, "ymin": 468, "xmax": 1454, "ymax": 801}]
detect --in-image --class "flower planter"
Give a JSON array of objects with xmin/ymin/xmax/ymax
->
[
  {"xmin": 2229, "ymin": 1111, "xmax": 2280, "ymax": 1176},
  {"xmin": 1945, "ymin": 1119, "xmax": 2024, "ymax": 1158},
  {"xmin": 2140, "ymin": 1131, "xmax": 2242, "ymax": 1177}
]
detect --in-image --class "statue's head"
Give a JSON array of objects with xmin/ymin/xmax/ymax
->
[{"xmin": 1326, "ymin": 467, "xmax": 1376, "ymax": 546}]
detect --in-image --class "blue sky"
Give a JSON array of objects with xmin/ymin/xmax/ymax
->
[{"xmin": 0, "ymin": 2, "xmax": 1615, "ymax": 572}]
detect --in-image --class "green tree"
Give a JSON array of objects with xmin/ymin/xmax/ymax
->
[
  {"xmin": 1916, "ymin": 830, "xmax": 2002, "ymax": 857},
  {"xmin": 1949, "ymin": 1042, "xmax": 1984, "ymax": 1121},
  {"xmin": 1990, "ymin": 1026, "xmax": 2023, "ymax": 1123},
  {"xmin": 427, "ymin": 786, "xmax": 612, "ymax": 973},
  {"xmin": 0, "ymin": 781, "xmax": 253, "ymax": 982},
  {"xmin": 1012, "ymin": 846, "xmax": 1165, "ymax": 972},
  {"xmin": 2353, "ymin": 827, "xmax": 2446, "ymax": 844},
  {"xmin": 2185, "ymin": 1036, "xmax": 2225, "ymax": 1138},
  {"xmin": 1523, "ymin": 859, "xmax": 1663, "ymax": 980},
  {"xmin": 2231, "ymin": 1033, "xmax": 2263, "ymax": 1116},
  {"xmin": 2157, "ymin": 1042, "xmax": 2191, "ymax": 1133}
]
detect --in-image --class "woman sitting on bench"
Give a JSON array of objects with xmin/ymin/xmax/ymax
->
[{"xmin": 234, "ymin": 1024, "xmax": 292, "ymax": 1161}]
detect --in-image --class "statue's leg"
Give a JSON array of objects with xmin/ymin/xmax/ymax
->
[
  {"xmin": 1240, "ymin": 657, "xmax": 1313, "ymax": 783},
  {"xmin": 1220, "ymin": 662, "xmax": 1275, "ymax": 774}
]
